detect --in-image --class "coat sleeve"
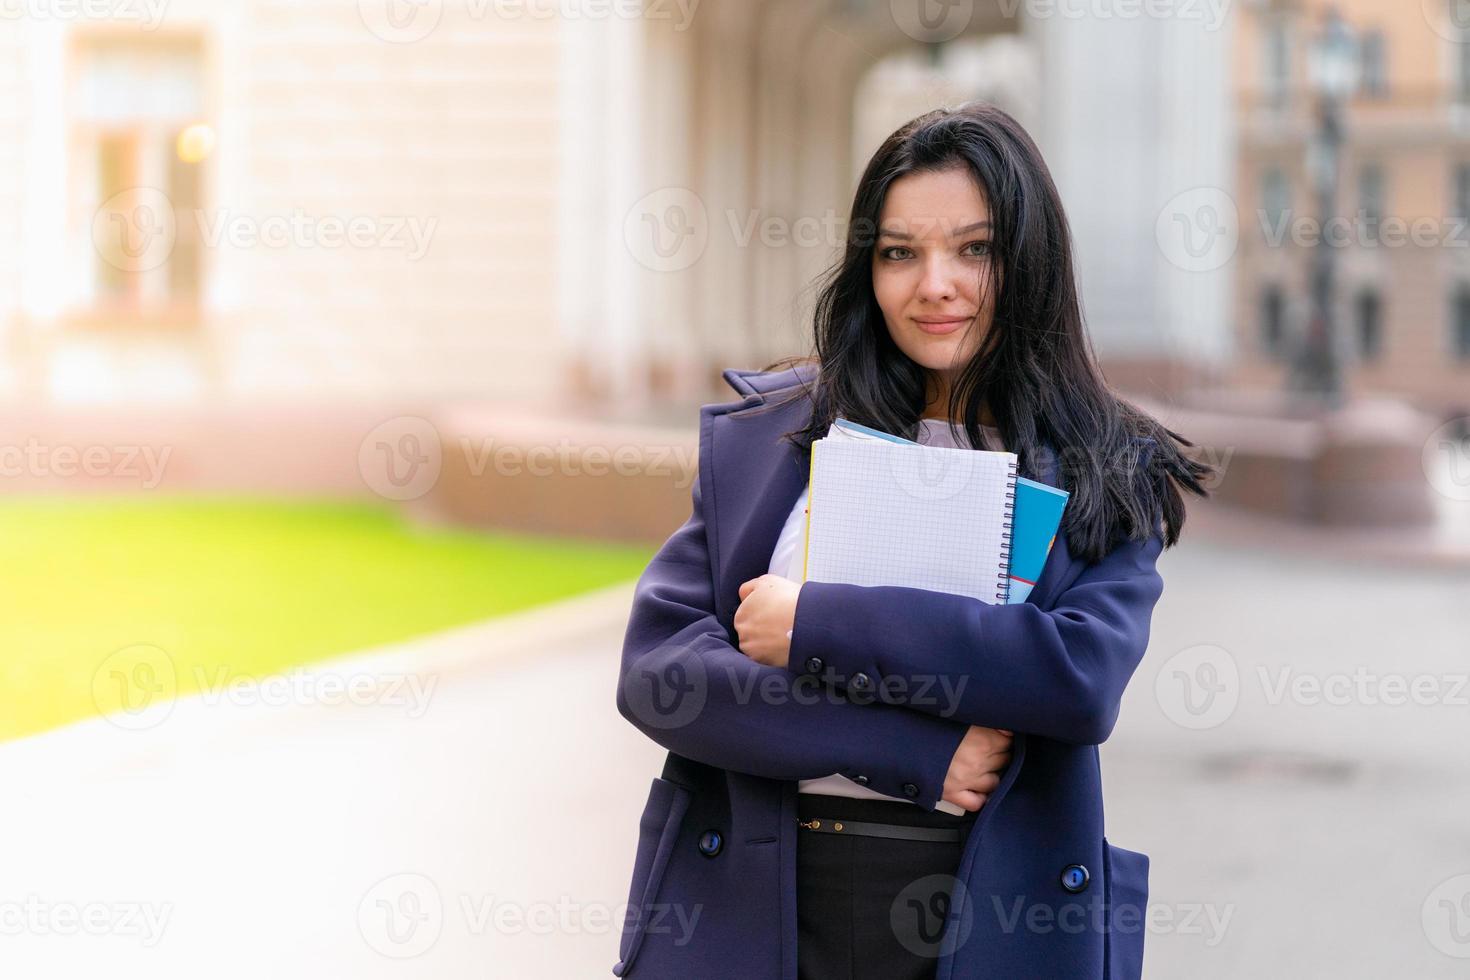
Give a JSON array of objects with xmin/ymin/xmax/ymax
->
[
  {"xmin": 616, "ymin": 467, "xmax": 971, "ymax": 811},
  {"xmin": 786, "ymin": 526, "xmax": 1166, "ymax": 744}
]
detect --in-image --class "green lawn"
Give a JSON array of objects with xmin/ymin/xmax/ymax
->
[{"xmin": 0, "ymin": 497, "xmax": 654, "ymax": 743}]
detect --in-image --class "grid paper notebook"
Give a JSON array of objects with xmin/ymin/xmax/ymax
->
[{"xmin": 803, "ymin": 422, "xmax": 1019, "ymax": 603}]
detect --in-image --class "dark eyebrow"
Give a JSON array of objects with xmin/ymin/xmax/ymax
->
[{"xmin": 877, "ymin": 220, "xmax": 991, "ymax": 240}]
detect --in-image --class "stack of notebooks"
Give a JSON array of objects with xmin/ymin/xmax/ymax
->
[{"xmin": 802, "ymin": 417, "xmax": 1068, "ymax": 605}]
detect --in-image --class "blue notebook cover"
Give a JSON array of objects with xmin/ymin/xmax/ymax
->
[
  {"xmin": 831, "ymin": 418, "xmax": 1068, "ymax": 603},
  {"xmin": 1008, "ymin": 478, "xmax": 1068, "ymax": 603}
]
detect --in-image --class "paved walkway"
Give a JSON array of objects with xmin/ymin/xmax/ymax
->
[
  {"xmin": 1, "ymin": 539, "xmax": 1467, "ymax": 978},
  {"xmin": 0, "ymin": 583, "xmax": 666, "ymax": 979}
]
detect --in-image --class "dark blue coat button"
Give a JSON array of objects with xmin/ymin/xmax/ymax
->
[
  {"xmin": 851, "ymin": 672, "xmax": 872, "ymax": 692},
  {"xmin": 852, "ymin": 774, "xmax": 870, "ymax": 786},
  {"xmin": 1061, "ymin": 864, "xmax": 1089, "ymax": 892},
  {"xmin": 697, "ymin": 830, "xmax": 723, "ymax": 857},
  {"xmin": 804, "ymin": 656, "xmax": 824, "ymax": 674},
  {"xmin": 902, "ymin": 782, "xmax": 919, "ymax": 798}
]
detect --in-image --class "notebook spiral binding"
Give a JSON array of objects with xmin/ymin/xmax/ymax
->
[{"xmin": 994, "ymin": 458, "xmax": 1018, "ymax": 603}]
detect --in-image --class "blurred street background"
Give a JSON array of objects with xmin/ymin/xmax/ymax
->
[{"xmin": 1, "ymin": 0, "xmax": 1469, "ymax": 977}]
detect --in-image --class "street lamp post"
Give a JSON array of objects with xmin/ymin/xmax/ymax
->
[{"xmin": 1291, "ymin": 6, "xmax": 1358, "ymax": 408}]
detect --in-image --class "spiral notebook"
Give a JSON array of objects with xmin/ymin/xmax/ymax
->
[{"xmin": 803, "ymin": 419, "xmax": 1018, "ymax": 604}]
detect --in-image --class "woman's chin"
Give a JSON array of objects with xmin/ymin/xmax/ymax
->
[{"xmin": 900, "ymin": 338, "xmax": 968, "ymax": 370}]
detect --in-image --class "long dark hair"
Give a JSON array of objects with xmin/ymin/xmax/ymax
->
[{"xmin": 757, "ymin": 102, "xmax": 1211, "ymax": 564}]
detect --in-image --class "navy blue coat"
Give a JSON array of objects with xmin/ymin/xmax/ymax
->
[{"xmin": 613, "ymin": 363, "xmax": 1163, "ymax": 979}]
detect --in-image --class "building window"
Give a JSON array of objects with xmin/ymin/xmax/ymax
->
[
  {"xmin": 1456, "ymin": 286, "xmax": 1470, "ymax": 360},
  {"xmin": 1359, "ymin": 29, "xmax": 1387, "ymax": 98},
  {"xmin": 70, "ymin": 35, "xmax": 208, "ymax": 317},
  {"xmin": 1264, "ymin": 22, "xmax": 1290, "ymax": 108},
  {"xmin": 1455, "ymin": 164, "xmax": 1470, "ymax": 222},
  {"xmin": 1460, "ymin": 35, "xmax": 1470, "ymax": 102},
  {"xmin": 1358, "ymin": 164, "xmax": 1384, "ymax": 244},
  {"xmin": 1261, "ymin": 284, "xmax": 1286, "ymax": 359},
  {"xmin": 1356, "ymin": 288, "xmax": 1382, "ymax": 362},
  {"xmin": 1263, "ymin": 167, "xmax": 1291, "ymax": 228}
]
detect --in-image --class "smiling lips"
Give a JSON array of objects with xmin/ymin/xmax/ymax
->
[{"xmin": 912, "ymin": 315, "xmax": 972, "ymax": 336}]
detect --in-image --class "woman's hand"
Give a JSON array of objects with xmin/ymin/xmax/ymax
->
[
  {"xmin": 942, "ymin": 726, "xmax": 1013, "ymax": 813},
  {"xmin": 734, "ymin": 574, "xmax": 800, "ymax": 669}
]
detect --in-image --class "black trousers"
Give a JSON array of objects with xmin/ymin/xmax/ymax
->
[{"xmin": 795, "ymin": 793, "xmax": 978, "ymax": 980}]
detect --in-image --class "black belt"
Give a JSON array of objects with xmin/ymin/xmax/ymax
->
[{"xmin": 797, "ymin": 817, "xmax": 961, "ymax": 843}]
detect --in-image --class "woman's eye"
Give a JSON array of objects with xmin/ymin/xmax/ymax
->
[{"xmin": 878, "ymin": 243, "xmax": 989, "ymax": 260}]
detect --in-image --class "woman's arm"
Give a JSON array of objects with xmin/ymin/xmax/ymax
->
[
  {"xmin": 785, "ymin": 527, "xmax": 1166, "ymax": 744},
  {"xmin": 617, "ymin": 470, "xmax": 972, "ymax": 811}
]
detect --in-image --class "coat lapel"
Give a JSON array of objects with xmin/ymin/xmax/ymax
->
[{"xmin": 705, "ymin": 393, "xmax": 813, "ymax": 630}]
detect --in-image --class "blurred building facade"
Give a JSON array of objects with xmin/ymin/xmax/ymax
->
[
  {"xmin": 1, "ymin": 2, "xmax": 566, "ymax": 405},
  {"xmin": 567, "ymin": 0, "xmax": 1235, "ymax": 411},
  {"xmin": 1233, "ymin": 0, "xmax": 1470, "ymax": 416},
  {"xmin": 0, "ymin": 0, "xmax": 1234, "ymax": 415}
]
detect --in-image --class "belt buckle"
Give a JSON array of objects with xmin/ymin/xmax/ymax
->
[{"xmin": 798, "ymin": 819, "xmax": 845, "ymax": 831}]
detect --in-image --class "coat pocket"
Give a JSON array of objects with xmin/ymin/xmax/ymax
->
[
  {"xmin": 1102, "ymin": 838, "xmax": 1150, "ymax": 980},
  {"xmin": 613, "ymin": 777, "xmax": 692, "ymax": 977}
]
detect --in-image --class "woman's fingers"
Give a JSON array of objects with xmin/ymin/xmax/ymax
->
[{"xmin": 942, "ymin": 790, "xmax": 988, "ymax": 813}]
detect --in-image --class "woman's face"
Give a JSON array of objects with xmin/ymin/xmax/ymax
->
[{"xmin": 870, "ymin": 166, "xmax": 998, "ymax": 384}]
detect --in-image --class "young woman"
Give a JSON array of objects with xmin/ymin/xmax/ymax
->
[{"xmin": 613, "ymin": 102, "xmax": 1211, "ymax": 980}]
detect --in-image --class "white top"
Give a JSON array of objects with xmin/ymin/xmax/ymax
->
[{"xmin": 767, "ymin": 417, "xmax": 1002, "ymax": 810}]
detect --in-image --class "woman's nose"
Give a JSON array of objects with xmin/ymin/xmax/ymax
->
[{"xmin": 916, "ymin": 259, "xmax": 958, "ymax": 301}]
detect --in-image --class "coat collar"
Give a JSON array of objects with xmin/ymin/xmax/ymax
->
[{"xmin": 702, "ymin": 368, "xmax": 1080, "ymax": 628}]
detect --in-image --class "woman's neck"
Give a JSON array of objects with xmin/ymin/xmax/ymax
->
[
  {"xmin": 919, "ymin": 406, "xmax": 997, "ymax": 426},
  {"xmin": 921, "ymin": 414, "xmax": 996, "ymax": 428},
  {"xmin": 922, "ymin": 372, "xmax": 995, "ymax": 426}
]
